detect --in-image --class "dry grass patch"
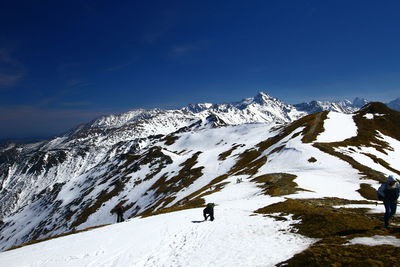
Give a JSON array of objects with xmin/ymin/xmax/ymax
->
[
  {"xmin": 230, "ymin": 149, "xmax": 268, "ymax": 176},
  {"xmin": 218, "ymin": 144, "xmax": 244, "ymax": 161},
  {"xmin": 278, "ymin": 243, "xmax": 400, "ymax": 266},
  {"xmin": 308, "ymin": 157, "xmax": 317, "ymax": 163},
  {"xmin": 357, "ymin": 183, "xmax": 379, "ymax": 201},
  {"xmin": 251, "ymin": 173, "xmax": 307, "ymax": 196},
  {"xmin": 256, "ymin": 195, "xmax": 400, "ymax": 266},
  {"xmin": 256, "ymin": 198, "xmax": 377, "ymax": 239},
  {"xmin": 163, "ymin": 134, "xmax": 179, "ymax": 146}
]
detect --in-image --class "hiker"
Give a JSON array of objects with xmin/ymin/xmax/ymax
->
[
  {"xmin": 112, "ymin": 205, "xmax": 125, "ymax": 223},
  {"xmin": 377, "ymin": 175, "xmax": 400, "ymax": 228},
  {"xmin": 203, "ymin": 203, "xmax": 215, "ymax": 221}
]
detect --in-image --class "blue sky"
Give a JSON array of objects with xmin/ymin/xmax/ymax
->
[{"xmin": 1, "ymin": 0, "xmax": 400, "ymax": 140}]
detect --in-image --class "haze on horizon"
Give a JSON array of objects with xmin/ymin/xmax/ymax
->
[{"xmin": 0, "ymin": 0, "xmax": 399, "ymax": 140}]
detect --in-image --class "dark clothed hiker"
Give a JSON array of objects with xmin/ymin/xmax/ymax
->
[
  {"xmin": 203, "ymin": 203, "xmax": 215, "ymax": 221},
  {"xmin": 116, "ymin": 206, "xmax": 124, "ymax": 223},
  {"xmin": 377, "ymin": 175, "xmax": 400, "ymax": 228},
  {"xmin": 112, "ymin": 206, "xmax": 125, "ymax": 223}
]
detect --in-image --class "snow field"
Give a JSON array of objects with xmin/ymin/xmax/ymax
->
[
  {"xmin": 316, "ymin": 112, "xmax": 358, "ymax": 143},
  {"xmin": 0, "ymin": 177, "xmax": 315, "ymax": 267},
  {"xmin": 259, "ymin": 130, "xmax": 364, "ymax": 200}
]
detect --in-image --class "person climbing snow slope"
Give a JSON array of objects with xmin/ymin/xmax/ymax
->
[
  {"xmin": 203, "ymin": 203, "xmax": 215, "ymax": 221},
  {"xmin": 377, "ymin": 175, "xmax": 400, "ymax": 228}
]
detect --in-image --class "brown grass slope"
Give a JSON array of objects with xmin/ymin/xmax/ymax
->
[
  {"xmin": 257, "ymin": 198, "xmax": 400, "ymax": 266},
  {"xmin": 254, "ymin": 103, "xmax": 400, "ymax": 266},
  {"xmin": 315, "ymin": 102, "xmax": 400, "ymax": 188}
]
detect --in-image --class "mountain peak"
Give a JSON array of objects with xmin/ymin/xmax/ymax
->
[
  {"xmin": 253, "ymin": 92, "xmax": 273, "ymax": 104},
  {"xmin": 358, "ymin": 101, "xmax": 391, "ymax": 114}
]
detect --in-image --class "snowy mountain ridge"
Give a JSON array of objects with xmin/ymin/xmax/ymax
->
[
  {"xmin": 293, "ymin": 97, "xmax": 369, "ymax": 114},
  {"xmin": 78, "ymin": 92, "xmax": 375, "ymax": 134},
  {"xmin": 85, "ymin": 92, "xmax": 303, "ymax": 131},
  {"xmin": 58, "ymin": 92, "xmax": 397, "ymax": 144}
]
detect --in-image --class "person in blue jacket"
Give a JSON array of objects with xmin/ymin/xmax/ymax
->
[{"xmin": 377, "ymin": 175, "xmax": 400, "ymax": 228}]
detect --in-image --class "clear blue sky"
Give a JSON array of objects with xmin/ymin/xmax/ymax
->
[{"xmin": 1, "ymin": 0, "xmax": 400, "ymax": 140}]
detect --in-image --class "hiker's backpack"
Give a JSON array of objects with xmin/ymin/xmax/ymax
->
[{"xmin": 207, "ymin": 203, "xmax": 215, "ymax": 208}]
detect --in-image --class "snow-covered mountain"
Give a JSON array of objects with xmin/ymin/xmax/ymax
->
[
  {"xmin": 87, "ymin": 92, "xmax": 305, "ymax": 132},
  {"xmin": 0, "ymin": 92, "xmax": 301, "ymax": 217},
  {"xmin": 1, "ymin": 92, "xmax": 400, "ymax": 266},
  {"xmin": 294, "ymin": 97, "xmax": 369, "ymax": 114}
]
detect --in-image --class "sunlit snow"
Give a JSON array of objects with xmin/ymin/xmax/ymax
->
[
  {"xmin": 316, "ymin": 112, "xmax": 358, "ymax": 142},
  {"xmin": 347, "ymin": 235, "xmax": 400, "ymax": 247},
  {"xmin": 0, "ymin": 177, "xmax": 315, "ymax": 267}
]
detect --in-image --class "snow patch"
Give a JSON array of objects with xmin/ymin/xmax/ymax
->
[
  {"xmin": 333, "ymin": 204, "xmax": 387, "ymax": 214},
  {"xmin": 347, "ymin": 235, "xmax": 400, "ymax": 247},
  {"xmin": 316, "ymin": 112, "xmax": 358, "ymax": 143},
  {"xmin": 364, "ymin": 113, "xmax": 374, "ymax": 119},
  {"xmin": 363, "ymin": 113, "xmax": 385, "ymax": 119}
]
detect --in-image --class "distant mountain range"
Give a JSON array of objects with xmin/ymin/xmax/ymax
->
[
  {"xmin": 1, "ymin": 93, "xmax": 399, "ymax": 146},
  {"xmin": 88, "ymin": 93, "xmax": 398, "ymax": 133},
  {"xmin": 294, "ymin": 97, "xmax": 369, "ymax": 114}
]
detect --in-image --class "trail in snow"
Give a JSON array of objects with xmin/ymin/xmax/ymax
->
[{"xmin": 0, "ymin": 178, "xmax": 314, "ymax": 267}]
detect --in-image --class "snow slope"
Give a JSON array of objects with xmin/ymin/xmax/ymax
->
[
  {"xmin": 259, "ymin": 128, "xmax": 364, "ymax": 200},
  {"xmin": 0, "ymin": 179, "xmax": 314, "ymax": 267}
]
